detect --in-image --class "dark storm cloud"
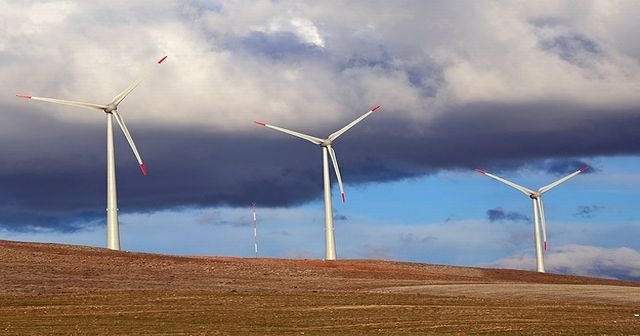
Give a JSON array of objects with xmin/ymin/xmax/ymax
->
[
  {"xmin": 0, "ymin": 209, "xmax": 100, "ymax": 233},
  {"xmin": 2, "ymin": 99, "xmax": 640, "ymax": 232},
  {"xmin": 487, "ymin": 207, "xmax": 530, "ymax": 223}
]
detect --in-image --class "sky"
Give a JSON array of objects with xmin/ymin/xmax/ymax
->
[{"xmin": 2, "ymin": 0, "xmax": 640, "ymax": 280}]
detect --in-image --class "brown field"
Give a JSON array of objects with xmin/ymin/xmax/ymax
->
[{"xmin": 1, "ymin": 240, "xmax": 639, "ymax": 335}]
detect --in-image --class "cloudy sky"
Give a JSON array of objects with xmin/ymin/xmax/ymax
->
[{"xmin": 2, "ymin": 0, "xmax": 640, "ymax": 280}]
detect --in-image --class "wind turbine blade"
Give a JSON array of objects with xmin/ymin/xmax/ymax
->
[
  {"xmin": 112, "ymin": 111, "xmax": 147, "ymax": 175},
  {"xmin": 538, "ymin": 166, "xmax": 588, "ymax": 194},
  {"xmin": 327, "ymin": 146, "xmax": 345, "ymax": 203},
  {"xmin": 474, "ymin": 169, "xmax": 535, "ymax": 196},
  {"xmin": 538, "ymin": 197, "xmax": 548, "ymax": 250},
  {"xmin": 16, "ymin": 94, "xmax": 106, "ymax": 111},
  {"xmin": 328, "ymin": 105, "xmax": 380, "ymax": 141},
  {"xmin": 254, "ymin": 121, "xmax": 323, "ymax": 145},
  {"xmin": 111, "ymin": 55, "xmax": 167, "ymax": 106}
]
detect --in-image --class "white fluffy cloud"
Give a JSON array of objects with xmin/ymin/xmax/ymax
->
[
  {"xmin": 490, "ymin": 244, "xmax": 640, "ymax": 280},
  {"xmin": 3, "ymin": 1, "xmax": 640, "ymax": 132},
  {"xmin": 4, "ymin": 198, "xmax": 639, "ymax": 280}
]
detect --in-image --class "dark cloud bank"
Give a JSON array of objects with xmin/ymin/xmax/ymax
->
[{"xmin": 1, "ymin": 99, "xmax": 638, "ymax": 232}]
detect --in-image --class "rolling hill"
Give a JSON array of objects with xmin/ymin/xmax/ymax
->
[{"xmin": 1, "ymin": 239, "xmax": 639, "ymax": 335}]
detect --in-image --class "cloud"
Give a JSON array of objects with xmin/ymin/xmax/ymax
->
[
  {"xmin": 0, "ymin": 210, "xmax": 100, "ymax": 233},
  {"xmin": 337, "ymin": 218, "xmax": 532, "ymax": 265},
  {"xmin": 574, "ymin": 205, "xmax": 605, "ymax": 218},
  {"xmin": 361, "ymin": 244, "xmax": 393, "ymax": 260},
  {"xmin": 489, "ymin": 244, "xmax": 640, "ymax": 281},
  {"xmin": 228, "ymin": 31, "xmax": 324, "ymax": 60},
  {"xmin": 196, "ymin": 209, "xmax": 251, "ymax": 227},
  {"xmin": 195, "ymin": 206, "xmax": 317, "ymax": 228},
  {"xmin": 252, "ymin": 14, "xmax": 326, "ymax": 48},
  {"xmin": 2, "ymin": 1, "xmax": 640, "ymax": 229},
  {"xmin": 5, "ymin": 202, "xmax": 639, "ymax": 281},
  {"xmin": 333, "ymin": 213, "xmax": 347, "ymax": 221},
  {"xmin": 536, "ymin": 25, "xmax": 602, "ymax": 69},
  {"xmin": 399, "ymin": 233, "xmax": 437, "ymax": 246},
  {"xmin": 538, "ymin": 159, "xmax": 595, "ymax": 175},
  {"xmin": 487, "ymin": 207, "xmax": 530, "ymax": 223}
]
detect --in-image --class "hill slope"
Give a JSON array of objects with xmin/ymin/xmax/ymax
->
[{"xmin": 1, "ymin": 240, "xmax": 639, "ymax": 335}]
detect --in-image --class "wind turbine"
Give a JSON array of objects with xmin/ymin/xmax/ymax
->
[
  {"xmin": 475, "ymin": 166, "xmax": 588, "ymax": 272},
  {"xmin": 255, "ymin": 105, "xmax": 380, "ymax": 260},
  {"xmin": 17, "ymin": 56, "xmax": 167, "ymax": 250}
]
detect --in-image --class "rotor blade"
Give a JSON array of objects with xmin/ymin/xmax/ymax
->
[
  {"xmin": 254, "ymin": 121, "xmax": 323, "ymax": 145},
  {"xmin": 111, "ymin": 55, "xmax": 167, "ymax": 106},
  {"xmin": 327, "ymin": 145, "xmax": 345, "ymax": 203},
  {"xmin": 112, "ymin": 111, "xmax": 147, "ymax": 175},
  {"xmin": 16, "ymin": 94, "xmax": 106, "ymax": 111},
  {"xmin": 328, "ymin": 105, "xmax": 380, "ymax": 141},
  {"xmin": 538, "ymin": 166, "xmax": 588, "ymax": 194},
  {"xmin": 537, "ymin": 197, "xmax": 548, "ymax": 250},
  {"xmin": 474, "ymin": 169, "xmax": 535, "ymax": 196}
]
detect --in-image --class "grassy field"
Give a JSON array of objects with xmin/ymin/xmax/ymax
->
[{"xmin": 1, "ymin": 240, "xmax": 639, "ymax": 335}]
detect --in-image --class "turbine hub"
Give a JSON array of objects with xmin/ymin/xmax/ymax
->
[
  {"xmin": 104, "ymin": 104, "xmax": 117, "ymax": 113},
  {"xmin": 529, "ymin": 193, "xmax": 541, "ymax": 199},
  {"xmin": 321, "ymin": 139, "xmax": 333, "ymax": 147}
]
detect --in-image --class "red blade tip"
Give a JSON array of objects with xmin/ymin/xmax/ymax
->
[
  {"xmin": 254, "ymin": 121, "xmax": 267, "ymax": 126},
  {"xmin": 474, "ymin": 168, "xmax": 487, "ymax": 174},
  {"xmin": 341, "ymin": 193, "xmax": 346, "ymax": 203},
  {"xmin": 16, "ymin": 94, "xmax": 32, "ymax": 99},
  {"xmin": 544, "ymin": 241, "xmax": 548, "ymax": 250},
  {"xmin": 158, "ymin": 56, "xmax": 168, "ymax": 64},
  {"xmin": 140, "ymin": 163, "xmax": 148, "ymax": 176},
  {"xmin": 579, "ymin": 166, "xmax": 589, "ymax": 172},
  {"xmin": 371, "ymin": 105, "xmax": 381, "ymax": 112}
]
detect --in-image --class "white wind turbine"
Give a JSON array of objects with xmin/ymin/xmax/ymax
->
[
  {"xmin": 255, "ymin": 105, "xmax": 380, "ymax": 260},
  {"xmin": 17, "ymin": 56, "xmax": 167, "ymax": 250},
  {"xmin": 475, "ymin": 166, "xmax": 588, "ymax": 272}
]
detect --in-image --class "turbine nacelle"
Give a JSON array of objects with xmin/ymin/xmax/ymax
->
[
  {"xmin": 321, "ymin": 139, "xmax": 333, "ymax": 147},
  {"xmin": 104, "ymin": 104, "xmax": 117, "ymax": 113}
]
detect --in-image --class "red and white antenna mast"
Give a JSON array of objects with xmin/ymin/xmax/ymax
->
[{"xmin": 252, "ymin": 202, "xmax": 258, "ymax": 258}]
